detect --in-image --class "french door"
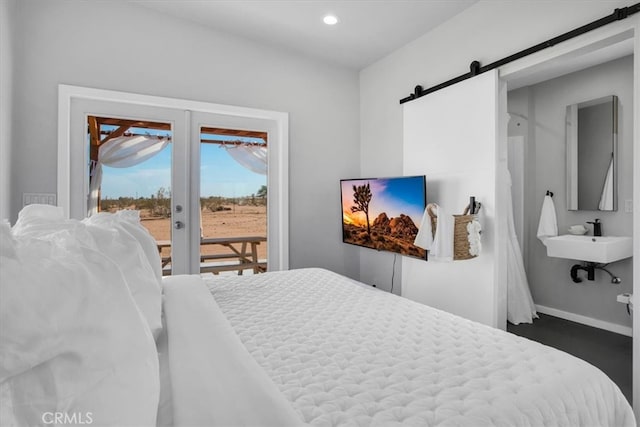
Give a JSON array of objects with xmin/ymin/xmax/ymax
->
[
  {"xmin": 69, "ymin": 99, "xmax": 192, "ymax": 273},
  {"xmin": 189, "ymin": 112, "xmax": 273, "ymax": 274},
  {"xmin": 62, "ymin": 91, "xmax": 287, "ymax": 275}
]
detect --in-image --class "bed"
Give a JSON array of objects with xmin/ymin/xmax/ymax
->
[{"xmin": 1, "ymin": 206, "xmax": 635, "ymax": 426}]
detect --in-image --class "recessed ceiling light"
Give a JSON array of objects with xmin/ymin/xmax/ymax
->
[{"xmin": 323, "ymin": 15, "xmax": 338, "ymax": 25}]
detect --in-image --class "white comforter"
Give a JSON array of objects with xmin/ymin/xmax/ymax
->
[
  {"xmin": 164, "ymin": 268, "xmax": 635, "ymax": 427},
  {"xmin": 161, "ymin": 275, "xmax": 301, "ymax": 426}
]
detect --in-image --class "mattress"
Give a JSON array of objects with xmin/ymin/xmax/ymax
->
[{"xmin": 201, "ymin": 268, "xmax": 634, "ymax": 427}]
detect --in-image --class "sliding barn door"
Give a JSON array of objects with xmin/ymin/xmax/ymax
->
[{"xmin": 402, "ymin": 70, "xmax": 508, "ymax": 328}]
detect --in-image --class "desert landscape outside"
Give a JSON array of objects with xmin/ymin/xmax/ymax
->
[
  {"xmin": 101, "ymin": 196, "xmax": 267, "ymax": 272},
  {"xmin": 91, "ymin": 119, "xmax": 268, "ymax": 275},
  {"xmin": 341, "ymin": 176, "xmax": 427, "ymax": 259}
]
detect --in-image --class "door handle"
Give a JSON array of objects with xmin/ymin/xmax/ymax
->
[{"xmin": 174, "ymin": 221, "xmax": 185, "ymax": 230}]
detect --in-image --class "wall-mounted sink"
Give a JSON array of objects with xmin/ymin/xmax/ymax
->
[{"xmin": 545, "ymin": 235, "xmax": 632, "ymax": 263}]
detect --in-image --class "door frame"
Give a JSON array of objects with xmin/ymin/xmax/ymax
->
[
  {"xmin": 498, "ymin": 16, "xmax": 639, "ymax": 416},
  {"xmin": 57, "ymin": 84, "xmax": 289, "ymax": 272}
]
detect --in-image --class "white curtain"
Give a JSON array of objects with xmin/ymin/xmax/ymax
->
[
  {"xmin": 506, "ymin": 169, "xmax": 538, "ymax": 324},
  {"xmin": 89, "ymin": 135, "xmax": 169, "ymax": 216},
  {"xmin": 223, "ymin": 145, "xmax": 267, "ymax": 175}
]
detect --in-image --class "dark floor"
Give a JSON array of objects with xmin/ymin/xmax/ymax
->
[{"xmin": 508, "ymin": 313, "xmax": 632, "ymax": 404}]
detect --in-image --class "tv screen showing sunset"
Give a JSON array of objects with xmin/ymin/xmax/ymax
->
[{"xmin": 341, "ymin": 176, "xmax": 427, "ymax": 259}]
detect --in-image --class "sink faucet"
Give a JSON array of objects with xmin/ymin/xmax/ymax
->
[{"xmin": 587, "ymin": 219, "xmax": 602, "ymax": 236}]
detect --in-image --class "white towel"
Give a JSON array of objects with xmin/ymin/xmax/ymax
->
[
  {"xmin": 598, "ymin": 157, "xmax": 614, "ymax": 211},
  {"xmin": 536, "ymin": 194, "xmax": 558, "ymax": 244},
  {"xmin": 414, "ymin": 204, "xmax": 454, "ymax": 261},
  {"xmin": 414, "ymin": 207, "xmax": 434, "ymax": 250}
]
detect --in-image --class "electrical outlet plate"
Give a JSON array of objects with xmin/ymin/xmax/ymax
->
[
  {"xmin": 23, "ymin": 193, "xmax": 57, "ymax": 207},
  {"xmin": 617, "ymin": 293, "xmax": 632, "ymax": 304},
  {"xmin": 624, "ymin": 199, "xmax": 633, "ymax": 213}
]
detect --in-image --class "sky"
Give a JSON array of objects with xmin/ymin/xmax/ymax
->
[
  {"xmin": 341, "ymin": 176, "xmax": 426, "ymax": 227},
  {"xmin": 99, "ymin": 129, "xmax": 266, "ymax": 199}
]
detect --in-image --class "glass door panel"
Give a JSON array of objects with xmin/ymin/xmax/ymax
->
[
  {"xmin": 72, "ymin": 98, "xmax": 188, "ymax": 275},
  {"xmin": 87, "ymin": 115, "xmax": 175, "ymax": 274},
  {"xmin": 196, "ymin": 123, "xmax": 268, "ymax": 276}
]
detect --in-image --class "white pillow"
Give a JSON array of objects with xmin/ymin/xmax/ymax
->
[
  {"xmin": 83, "ymin": 212, "xmax": 162, "ymax": 337},
  {"xmin": 0, "ymin": 220, "xmax": 16, "ymax": 259},
  {"xmin": 10, "ymin": 204, "xmax": 64, "ymax": 235},
  {"xmin": 115, "ymin": 210, "xmax": 162, "ymax": 282},
  {"xmin": 0, "ymin": 224, "xmax": 159, "ymax": 426},
  {"xmin": 11, "ymin": 207, "xmax": 163, "ymax": 338},
  {"xmin": 11, "ymin": 205, "xmax": 84, "ymax": 242}
]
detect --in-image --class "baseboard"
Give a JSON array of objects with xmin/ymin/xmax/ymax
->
[{"xmin": 535, "ymin": 304, "xmax": 632, "ymax": 337}]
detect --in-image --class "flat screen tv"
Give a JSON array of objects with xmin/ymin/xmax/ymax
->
[{"xmin": 341, "ymin": 176, "xmax": 427, "ymax": 260}]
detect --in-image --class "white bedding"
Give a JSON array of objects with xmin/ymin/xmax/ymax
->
[
  {"xmin": 3, "ymin": 199, "xmax": 633, "ymax": 427},
  {"xmin": 161, "ymin": 275, "xmax": 301, "ymax": 427},
  {"xmin": 1, "ymin": 209, "xmax": 160, "ymax": 426},
  {"xmin": 178, "ymin": 268, "xmax": 636, "ymax": 427}
]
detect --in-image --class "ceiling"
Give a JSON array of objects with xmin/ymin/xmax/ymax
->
[{"xmin": 130, "ymin": 0, "xmax": 478, "ymax": 70}]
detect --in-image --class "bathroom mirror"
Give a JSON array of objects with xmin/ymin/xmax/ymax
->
[{"xmin": 566, "ymin": 95, "xmax": 618, "ymax": 211}]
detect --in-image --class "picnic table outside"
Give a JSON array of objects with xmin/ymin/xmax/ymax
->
[{"xmin": 156, "ymin": 236, "xmax": 267, "ymax": 275}]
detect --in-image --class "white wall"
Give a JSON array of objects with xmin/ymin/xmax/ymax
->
[
  {"xmin": 9, "ymin": 0, "xmax": 361, "ymax": 278},
  {"xmin": 510, "ymin": 56, "xmax": 634, "ymax": 332},
  {"xmin": 0, "ymin": 0, "xmax": 15, "ymax": 221},
  {"xmin": 358, "ymin": 0, "xmax": 630, "ymax": 292}
]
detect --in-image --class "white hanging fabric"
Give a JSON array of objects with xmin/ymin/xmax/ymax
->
[
  {"xmin": 89, "ymin": 135, "xmax": 169, "ymax": 216},
  {"xmin": 414, "ymin": 203, "xmax": 454, "ymax": 262},
  {"xmin": 506, "ymin": 170, "xmax": 538, "ymax": 324},
  {"xmin": 536, "ymin": 194, "xmax": 558, "ymax": 244},
  {"xmin": 223, "ymin": 145, "xmax": 267, "ymax": 175}
]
